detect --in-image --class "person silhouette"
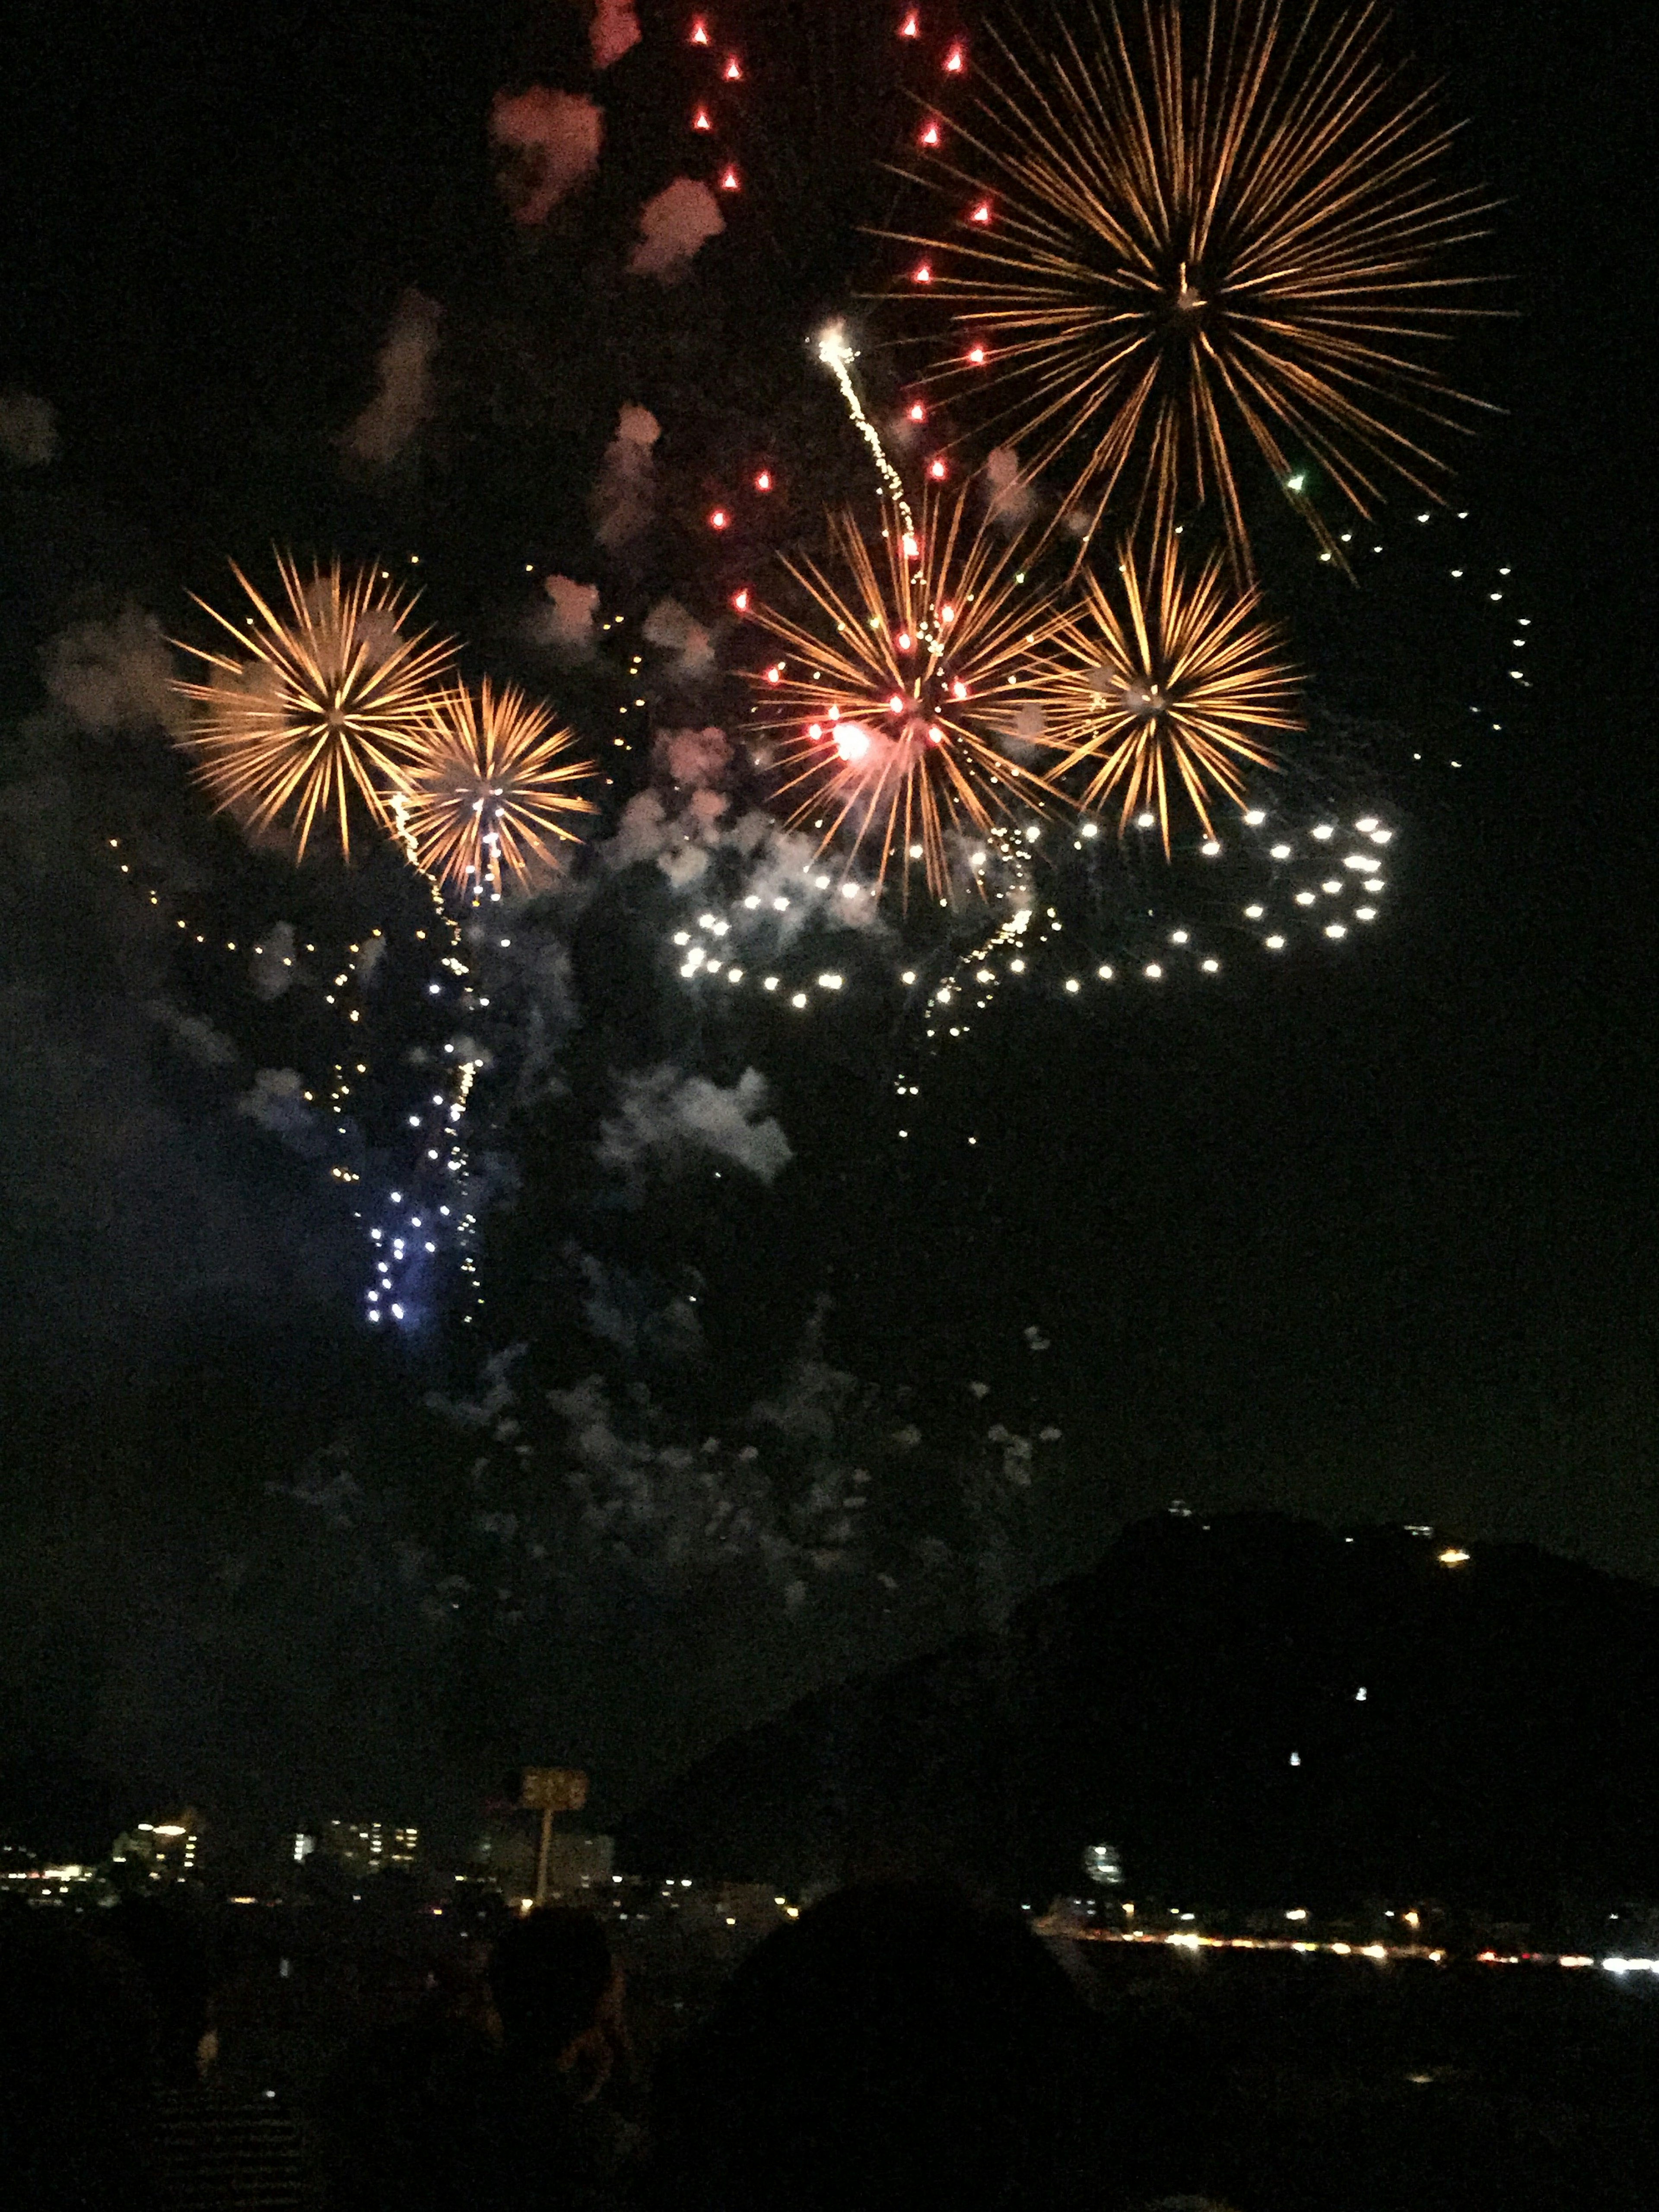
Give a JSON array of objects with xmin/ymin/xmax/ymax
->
[{"xmin": 648, "ymin": 1881, "xmax": 1107, "ymax": 2212}]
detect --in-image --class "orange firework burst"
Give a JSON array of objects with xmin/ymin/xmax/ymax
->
[
  {"xmin": 397, "ymin": 679, "xmax": 597, "ymax": 897},
  {"xmin": 742, "ymin": 489, "xmax": 1062, "ymax": 899},
  {"xmin": 1036, "ymin": 530, "xmax": 1302, "ymax": 847},
  {"xmin": 173, "ymin": 554, "xmax": 456, "ymax": 859},
  {"xmin": 887, "ymin": 0, "xmax": 1495, "ymax": 564}
]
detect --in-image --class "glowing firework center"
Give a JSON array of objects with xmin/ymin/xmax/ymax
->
[
  {"xmin": 1035, "ymin": 534, "xmax": 1302, "ymax": 847},
  {"xmin": 812, "ymin": 621, "xmax": 966, "ymax": 766},
  {"xmin": 1097, "ymin": 673, "xmax": 1166, "ymax": 720},
  {"xmin": 741, "ymin": 490, "xmax": 1064, "ymax": 897}
]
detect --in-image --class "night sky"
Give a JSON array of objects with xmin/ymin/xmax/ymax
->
[{"xmin": 0, "ymin": 0, "xmax": 1649, "ymax": 1839}]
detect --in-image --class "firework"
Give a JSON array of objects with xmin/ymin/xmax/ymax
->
[
  {"xmin": 741, "ymin": 488, "xmax": 1063, "ymax": 899},
  {"xmin": 1036, "ymin": 531, "xmax": 1301, "ymax": 847},
  {"xmin": 174, "ymin": 554, "xmax": 456, "ymax": 859},
  {"xmin": 397, "ymin": 679, "xmax": 597, "ymax": 898},
  {"xmin": 887, "ymin": 0, "xmax": 1494, "ymax": 564}
]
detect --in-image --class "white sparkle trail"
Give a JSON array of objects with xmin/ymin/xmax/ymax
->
[{"xmin": 815, "ymin": 322, "xmax": 917, "ymax": 545}]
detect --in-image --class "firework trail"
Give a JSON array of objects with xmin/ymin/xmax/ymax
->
[
  {"xmin": 815, "ymin": 321, "xmax": 917, "ymax": 540},
  {"xmin": 677, "ymin": 3, "xmax": 964, "ymax": 296},
  {"xmin": 910, "ymin": 791, "xmax": 1399, "ymax": 1045}
]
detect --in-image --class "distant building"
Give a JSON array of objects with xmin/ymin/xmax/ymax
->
[
  {"xmin": 540, "ymin": 1831, "xmax": 613, "ymax": 1896},
  {"xmin": 0, "ymin": 1843, "xmax": 38, "ymax": 1884},
  {"xmin": 472, "ymin": 1824, "xmax": 613, "ymax": 1904},
  {"xmin": 671, "ymin": 1880, "xmax": 797, "ymax": 1939},
  {"xmin": 295, "ymin": 1820, "xmax": 419, "ymax": 1873},
  {"xmin": 2, "ymin": 1843, "xmax": 109, "ymax": 1905},
  {"xmin": 1083, "ymin": 1841, "xmax": 1125, "ymax": 1888},
  {"xmin": 112, "ymin": 1809, "xmax": 201, "ymax": 1882}
]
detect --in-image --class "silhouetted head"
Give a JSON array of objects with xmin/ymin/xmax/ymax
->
[
  {"xmin": 655, "ymin": 1881, "xmax": 1101, "ymax": 2211},
  {"xmin": 489, "ymin": 1907, "xmax": 614, "ymax": 2063}
]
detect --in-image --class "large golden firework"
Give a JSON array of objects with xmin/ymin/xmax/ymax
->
[
  {"xmin": 397, "ymin": 679, "xmax": 597, "ymax": 896},
  {"xmin": 1036, "ymin": 529, "xmax": 1301, "ymax": 847},
  {"xmin": 887, "ymin": 0, "xmax": 1494, "ymax": 564},
  {"xmin": 173, "ymin": 554, "xmax": 456, "ymax": 859},
  {"xmin": 742, "ymin": 489, "xmax": 1063, "ymax": 899}
]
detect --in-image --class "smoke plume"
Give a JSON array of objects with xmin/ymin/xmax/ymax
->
[
  {"xmin": 490, "ymin": 88, "xmax": 604, "ymax": 225},
  {"xmin": 42, "ymin": 604, "xmax": 187, "ymax": 737},
  {"xmin": 642, "ymin": 597, "xmax": 715, "ymax": 678},
  {"xmin": 591, "ymin": 404, "xmax": 660, "ymax": 553},
  {"xmin": 528, "ymin": 574, "xmax": 601, "ymax": 661},
  {"xmin": 653, "ymin": 725, "xmax": 731, "ymax": 787},
  {"xmin": 983, "ymin": 446, "xmax": 1036, "ymax": 529},
  {"xmin": 238, "ymin": 1068, "xmax": 328, "ymax": 1157},
  {"xmin": 0, "ymin": 390, "xmax": 57, "ymax": 467},
  {"xmin": 342, "ymin": 289, "xmax": 442, "ymax": 471},
  {"xmin": 627, "ymin": 178, "xmax": 725, "ymax": 281},
  {"xmin": 588, "ymin": 0, "xmax": 641, "ymax": 70},
  {"xmin": 598, "ymin": 1065, "xmax": 793, "ymax": 1188}
]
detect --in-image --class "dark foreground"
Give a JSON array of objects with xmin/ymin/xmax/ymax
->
[
  {"xmin": 1050, "ymin": 1937, "xmax": 1657, "ymax": 2210},
  {"xmin": 3, "ymin": 1889, "xmax": 1654, "ymax": 2210}
]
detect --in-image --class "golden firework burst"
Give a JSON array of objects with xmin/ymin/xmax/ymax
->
[
  {"xmin": 173, "ymin": 554, "xmax": 456, "ymax": 859},
  {"xmin": 397, "ymin": 679, "xmax": 597, "ymax": 897},
  {"xmin": 742, "ymin": 489, "xmax": 1063, "ymax": 899},
  {"xmin": 887, "ymin": 0, "xmax": 1495, "ymax": 565},
  {"xmin": 1036, "ymin": 529, "xmax": 1302, "ymax": 848}
]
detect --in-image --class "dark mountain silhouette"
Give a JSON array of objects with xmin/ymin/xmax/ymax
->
[{"xmin": 621, "ymin": 1513, "xmax": 1659, "ymax": 1914}]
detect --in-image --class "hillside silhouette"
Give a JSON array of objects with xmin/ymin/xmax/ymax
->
[{"xmin": 623, "ymin": 1514, "xmax": 1659, "ymax": 1913}]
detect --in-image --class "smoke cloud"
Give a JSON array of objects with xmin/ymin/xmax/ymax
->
[
  {"xmin": 1004, "ymin": 700, "xmax": 1046, "ymax": 759},
  {"xmin": 627, "ymin": 178, "xmax": 725, "ymax": 281},
  {"xmin": 251, "ymin": 923, "xmax": 299, "ymax": 1002},
  {"xmin": 591, "ymin": 404, "xmax": 660, "ymax": 553},
  {"xmin": 0, "ymin": 390, "xmax": 57, "ymax": 467},
  {"xmin": 642, "ymin": 596, "xmax": 715, "ymax": 679},
  {"xmin": 588, "ymin": 0, "xmax": 641, "ymax": 70},
  {"xmin": 653, "ymin": 725, "xmax": 731, "ymax": 787},
  {"xmin": 490, "ymin": 88, "xmax": 604, "ymax": 225},
  {"xmin": 598, "ymin": 1065, "xmax": 793, "ymax": 1187},
  {"xmin": 983, "ymin": 446, "xmax": 1037, "ymax": 529},
  {"xmin": 238, "ymin": 1067, "xmax": 327, "ymax": 1157},
  {"xmin": 342, "ymin": 289, "xmax": 442, "ymax": 471},
  {"xmin": 604, "ymin": 773, "xmax": 888, "ymax": 943},
  {"xmin": 570, "ymin": 1247, "xmax": 705, "ymax": 1363},
  {"xmin": 149, "ymin": 1002, "xmax": 237, "ymax": 1070},
  {"xmin": 605, "ymin": 787, "xmax": 726, "ymax": 886},
  {"xmin": 527, "ymin": 574, "xmax": 601, "ymax": 661},
  {"xmin": 42, "ymin": 604, "xmax": 187, "ymax": 737}
]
